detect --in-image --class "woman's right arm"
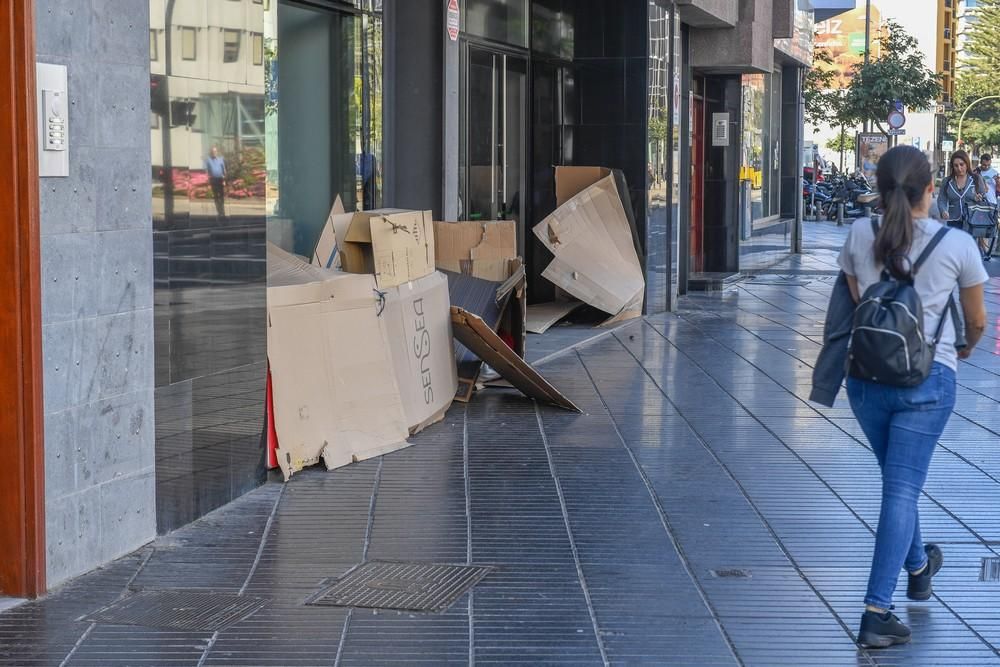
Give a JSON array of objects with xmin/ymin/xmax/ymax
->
[{"xmin": 958, "ymin": 283, "xmax": 987, "ymax": 358}]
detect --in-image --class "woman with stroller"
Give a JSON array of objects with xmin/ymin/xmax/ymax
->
[{"xmin": 937, "ymin": 150, "xmax": 987, "ymax": 226}]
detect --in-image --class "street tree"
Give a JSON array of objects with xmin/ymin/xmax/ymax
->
[
  {"xmin": 843, "ymin": 20, "xmax": 940, "ymax": 136},
  {"xmin": 951, "ymin": 0, "xmax": 1000, "ymax": 148},
  {"xmin": 826, "ymin": 129, "xmax": 854, "ymax": 153}
]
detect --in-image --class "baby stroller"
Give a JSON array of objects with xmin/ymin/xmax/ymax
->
[{"xmin": 964, "ymin": 204, "xmax": 999, "ymax": 261}]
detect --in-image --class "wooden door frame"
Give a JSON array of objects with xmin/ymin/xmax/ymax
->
[{"xmin": 0, "ymin": 0, "xmax": 47, "ymax": 598}]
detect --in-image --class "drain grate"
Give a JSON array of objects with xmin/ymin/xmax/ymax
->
[
  {"xmin": 82, "ymin": 590, "xmax": 267, "ymax": 631},
  {"xmin": 307, "ymin": 561, "xmax": 494, "ymax": 613},
  {"xmin": 980, "ymin": 558, "xmax": 1000, "ymax": 582},
  {"xmin": 710, "ymin": 568, "xmax": 752, "ymax": 579}
]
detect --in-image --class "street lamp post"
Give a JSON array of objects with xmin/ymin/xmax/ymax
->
[{"xmin": 957, "ymin": 95, "xmax": 1000, "ymax": 147}]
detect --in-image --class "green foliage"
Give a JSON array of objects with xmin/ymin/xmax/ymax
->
[
  {"xmin": 842, "ymin": 21, "xmax": 940, "ymax": 133},
  {"xmin": 804, "ymin": 50, "xmax": 857, "ymax": 130},
  {"xmin": 951, "ymin": 0, "xmax": 1000, "ymax": 147},
  {"xmin": 826, "ymin": 129, "xmax": 854, "ymax": 153}
]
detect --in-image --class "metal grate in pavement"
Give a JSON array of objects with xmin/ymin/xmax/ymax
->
[
  {"xmin": 81, "ymin": 589, "xmax": 267, "ymax": 631},
  {"xmin": 306, "ymin": 561, "xmax": 494, "ymax": 613},
  {"xmin": 979, "ymin": 557, "xmax": 1000, "ymax": 582}
]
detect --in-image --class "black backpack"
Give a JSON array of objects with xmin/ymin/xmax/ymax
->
[{"xmin": 847, "ymin": 221, "xmax": 964, "ymax": 387}]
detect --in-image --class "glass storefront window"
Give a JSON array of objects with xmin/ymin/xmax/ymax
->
[
  {"xmin": 741, "ymin": 73, "xmax": 766, "ymax": 220},
  {"xmin": 463, "ymin": 0, "xmax": 529, "ymax": 47},
  {"xmin": 266, "ymin": 0, "xmax": 383, "ymax": 256}
]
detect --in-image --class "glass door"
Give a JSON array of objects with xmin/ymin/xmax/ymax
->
[{"xmin": 461, "ymin": 46, "xmax": 527, "ymax": 249}]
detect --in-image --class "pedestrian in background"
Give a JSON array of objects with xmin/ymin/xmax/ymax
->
[
  {"xmin": 974, "ymin": 153, "xmax": 998, "ymax": 206},
  {"xmin": 205, "ymin": 145, "xmax": 227, "ymax": 220},
  {"xmin": 937, "ymin": 149, "xmax": 985, "ymax": 226},
  {"xmin": 837, "ymin": 146, "xmax": 988, "ymax": 648}
]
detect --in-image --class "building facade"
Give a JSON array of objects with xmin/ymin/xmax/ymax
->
[{"xmin": 7, "ymin": 0, "xmax": 813, "ymax": 595}]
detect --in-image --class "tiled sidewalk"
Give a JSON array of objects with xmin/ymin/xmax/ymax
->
[{"xmin": 3, "ymin": 221, "xmax": 1000, "ymax": 666}]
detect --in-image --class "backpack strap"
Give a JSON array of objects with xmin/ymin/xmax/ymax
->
[
  {"xmin": 933, "ymin": 293, "xmax": 965, "ymax": 347},
  {"xmin": 912, "ymin": 227, "xmax": 950, "ymax": 275}
]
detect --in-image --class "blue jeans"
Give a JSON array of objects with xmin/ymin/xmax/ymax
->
[{"xmin": 847, "ymin": 363, "xmax": 956, "ymax": 610}]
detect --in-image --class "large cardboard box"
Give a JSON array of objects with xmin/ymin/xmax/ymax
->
[
  {"xmin": 381, "ymin": 272, "xmax": 458, "ymax": 434},
  {"xmin": 339, "ymin": 209, "xmax": 435, "ymax": 289},
  {"xmin": 267, "ymin": 247, "xmax": 410, "ymax": 480}
]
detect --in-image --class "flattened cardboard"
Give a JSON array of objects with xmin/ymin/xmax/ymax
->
[
  {"xmin": 434, "ymin": 220, "xmax": 517, "ymax": 282},
  {"xmin": 533, "ymin": 174, "xmax": 644, "ymax": 319},
  {"xmin": 450, "ymin": 307, "xmax": 580, "ymax": 412},
  {"xmin": 526, "ymin": 301, "xmax": 583, "ymax": 334},
  {"xmin": 267, "ymin": 270, "xmax": 410, "ymax": 481},
  {"xmin": 340, "ymin": 209, "xmax": 435, "ymax": 288},
  {"xmin": 381, "ymin": 272, "xmax": 458, "ymax": 434},
  {"xmin": 311, "ymin": 195, "xmax": 346, "ymax": 269}
]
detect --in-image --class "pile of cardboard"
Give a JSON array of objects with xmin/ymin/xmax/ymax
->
[
  {"xmin": 267, "ymin": 205, "xmax": 581, "ymax": 480},
  {"xmin": 266, "ymin": 209, "xmax": 456, "ymax": 481},
  {"xmin": 532, "ymin": 167, "xmax": 645, "ymax": 326}
]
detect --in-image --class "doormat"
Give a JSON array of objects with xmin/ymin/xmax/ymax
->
[{"xmin": 306, "ymin": 561, "xmax": 494, "ymax": 613}]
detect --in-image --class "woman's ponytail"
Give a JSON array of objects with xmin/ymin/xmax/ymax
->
[{"xmin": 871, "ymin": 146, "xmax": 933, "ymax": 280}]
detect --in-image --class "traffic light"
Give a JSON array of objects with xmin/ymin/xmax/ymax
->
[{"xmin": 150, "ymin": 74, "xmax": 168, "ymax": 117}]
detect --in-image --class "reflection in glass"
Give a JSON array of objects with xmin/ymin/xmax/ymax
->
[
  {"xmin": 267, "ymin": 0, "xmax": 383, "ymax": 256},
  {"xmin": 464, "ymin": 0, "xmax": 529, "ymax": 47},
  {"xmin": 742, "ymin": 73, "xmax": 766, "ymax": 220},
  {"xmin": 646, "ymin": 3, "xmax": 674, "ymax": 312},
  {"xmin": 150, "ymin": 0, "xmax": 267, "ymax": 534}
]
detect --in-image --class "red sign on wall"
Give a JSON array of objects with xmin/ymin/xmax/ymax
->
[{"xmin": 447, "ymin": 0, "xmax": 460, "ymax": 41}]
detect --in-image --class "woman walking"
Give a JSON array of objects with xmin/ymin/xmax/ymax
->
[
  {"xmin": 937, "ymin": 149, "xmax": 986, "ymax": 226},
  {"xmin": 837, "ymin": 146, "xmax": 988, "ymax": 648}
]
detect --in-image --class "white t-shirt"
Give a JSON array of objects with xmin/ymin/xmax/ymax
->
[
  {"xmin": 979, "ymin": 167, "xmax": 998, "ymax": 204},
  {"xmin": 838, "ymin": 217, "xmax": 989, "ymax": 371}
]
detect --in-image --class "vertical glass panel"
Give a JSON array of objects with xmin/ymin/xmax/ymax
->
[
  {"xmin": 741, "ymin": 73, "xmax": 765, "ymax": 220},
  {"xmin": 645, "ymin": 2, "xmax": 672, "ymax": 313},
  {"xmin": 531, "ymin": 0, "xmax": 574, "ymax": 60},
  {"xmin": 463, "ymin": 0, "xmax": 529, "ymax": 47},
  {"xmin": 151, "ymin": 0, "xmax": 267, "ymax": 534},
  {"xmin": 269, "ymin": 1, "xmax": 382, "ymax": 256}
]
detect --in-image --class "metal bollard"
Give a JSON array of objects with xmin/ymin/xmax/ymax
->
[{"xmin": 837, "ymin": 202, "xmax": 844, "ymax": 226}]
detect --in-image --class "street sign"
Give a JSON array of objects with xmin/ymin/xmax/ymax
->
[
  {"xmin": 942, "ymin": 140, "xmax": 955, "ymax": 151},
  {"xmin": 887, "ymin": 109, "xmax": 906, "ymax": 129},
  {"xmin": 887, "ymin": 128, "xmax": 905, "ymax": 135},
  {"xmin": 447, "ymin": 0, "xmax": 460, "ymax": 41},
  {"xmin": 892, "ymin": 99, "xmax": 904, "ymax": 113}
]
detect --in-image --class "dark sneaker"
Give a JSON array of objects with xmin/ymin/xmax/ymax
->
[
  {"xmin": 858, "ymin": 610, "xmax": 912, "ymax": 649},
  {"xmin": 907, "ymin": 543, "xmax": 943, "ymax": 601}
]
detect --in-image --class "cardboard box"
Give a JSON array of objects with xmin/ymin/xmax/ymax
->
[
  {"xmin": 381, "ymin": 272, "xmax": 458, "ymax": 434},
  {"xmin": 340, "ymin": 209, "xmax": 435, "ymax": 289},
  {"xmin": 533, "ymin": 172, "xmax": 645, "ymax": 323},
  {"xmin": 267, "ymin": 246, "xmax": 410, "ymax": 480}
]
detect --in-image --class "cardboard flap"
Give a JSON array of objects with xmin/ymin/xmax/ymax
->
[
  {"xmin": 526, "ymin": 301, "xmax": 583, "ymax": 334},
  {"xmin": 369, "ymin": 211, "xmax": 435, "ymax": 289},
  {"xmin": 312, "ymin": 196, "xmax": 346, "ymax": 268},
  {"xmin": 434, "ymin": 221, "xmax": 517, "ymax": 282},
  {"xmin": 555, "ymin": 166, "xmax": 612, "ymax": 206},
  {"xmin": 450, "ymin": 307, "xmax": 580, "ymax": 412}
]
